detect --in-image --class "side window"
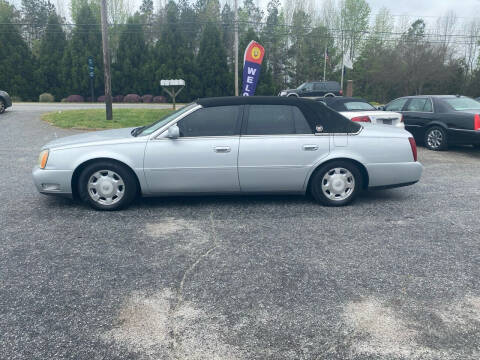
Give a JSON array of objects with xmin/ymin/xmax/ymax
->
[
  {"xmin": 313, "ymin": 83, "xmax": 325, "ymax": 91},
  {"xmin": 423, "ymin": 99, "xmax": 433, "ymax": 112},
  {"xmin": 177, "ymin": 106, "xmax": 240, "ymax": 137},
  {"xmin": 304, "ymin": 83, "xmax": 314, "ymax": 91},
  {"xmin": 385, "ymin": 98, "xmax": 408, "ymax": 111},
  {"xmin": 246, "ymin": 105, "xmax": 312, "ymax": 135},
  {"xmin": 406, "ymin": 98, "xmax": 428, "ymax": 112}
]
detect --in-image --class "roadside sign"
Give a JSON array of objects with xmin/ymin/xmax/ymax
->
[{"xmin": 88, "ymin": 57, "xmax": 95, "ymax": 79}]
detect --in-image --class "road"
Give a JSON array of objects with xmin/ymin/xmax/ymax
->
[{"xmin": 1, "ymin": 103, "xmax": 479, "ymax": 359}]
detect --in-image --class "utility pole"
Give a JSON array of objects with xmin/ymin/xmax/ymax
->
[
  {"xmin": 234, "ymin": 0, "xmax": 239, "ymax": 96},
  {"xmin": 100, "ymin": 0, "xmax": 113, "ymax": 120}
]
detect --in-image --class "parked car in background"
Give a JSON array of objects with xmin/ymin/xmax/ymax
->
[
  {"xmin": 279, "ymin": 81, "xmax": 342, "ymax": 98},
  {"xmin": 0, "ymin": 91, "xmax": 12, "ymax": 114},
  {"xmin": 33, "ymin": 96, "xmax": 422, "ymax": 210},
  {"xmin": 383, "ymin": 95, "xmax": 480, "ymax": 150},
  {"xmin": 318, "ymin": 96, "xmax": 404, "ymax": 128}
]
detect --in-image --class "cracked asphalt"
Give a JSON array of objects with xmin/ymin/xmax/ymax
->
[{"xmin": 1, "ymin": 104, "xmax": 480, "ymax": 359}]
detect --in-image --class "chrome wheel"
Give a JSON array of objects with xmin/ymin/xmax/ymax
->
[
  {"xmin": 87, "ymin": 170, "xmax": 125, "ymax": 206},
  {"xmin": 427, "ymin": 129, "xmax": 444, "ymax": 149},
  {"xmin": 321, "ymin": 167, "xmax": 355, "ymax": 201}
]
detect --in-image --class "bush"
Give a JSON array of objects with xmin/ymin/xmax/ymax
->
[
  {"xmin": 124, "ymin": 94, "xmax": 141, "ymax": 103},
  {"xmin": 66, "ymin": 95, "xmax": 84, "ymax": 102},
  {"xmin": 97, "ymin": 95, "xmax": 106, "ymax": 102},
  {"xmin": 113, "ymin": 95, "xmax": 124, "ymax": 103},
  {"xmin": 142, "ymin": 94, "xmax": 153, "ymax": 103},
  {"xmin": 39, "ymin": 93, "xmax": 55, "ymax": 102},
  {"xmin": 11, "ymin": 96, "xmax": 22, "ymax": 102},
  {"xmin": 61, "ymin": 98, "xmax": 68, "ymax": 102},
  {"xmin": 153, "ymin": 96, "xmax": 166, "ymax": 103}
]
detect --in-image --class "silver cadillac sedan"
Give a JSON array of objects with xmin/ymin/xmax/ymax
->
[{"xmin": 33, "ymin": 97, "xmax": 423, "ymax": 210}]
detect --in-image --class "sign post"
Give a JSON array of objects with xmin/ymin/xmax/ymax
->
[
  {"xmin": 160, "ymin": 79, "xmax": 185, "ymax": 110},
  {"xmin": 88, "ymin": 56, "xmax": 95, "ymax": 103}
]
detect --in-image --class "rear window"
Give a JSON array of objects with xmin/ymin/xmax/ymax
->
[
  {"xmin": 344, "ymin": 101, "xmax": 376, "ymax": 111},
  {"xmin": 444, "ymin": 97, "xmax": 480, "ymax": 111}
]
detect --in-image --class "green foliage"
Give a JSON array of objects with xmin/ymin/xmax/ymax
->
[
  {"xmin": 61, "ymin": 3, "xmax": 103, "ymax": 99},
  {"xmin": 113, "ymin": 14, "xmax": 150, "ymax": 95},
  {"xmin": 197, "ymin": 22, "xmax": 231, "ymax": 97},
  {"xmin": 36, "ymin": 13, "xmax": 67, "ymax": 101},
  {"xmin": 0, "ymin": 0, "xmax": 36, "ymax": 100},
  {"xmin": 39, "ymin": 92, "xmax": 55, "ymax": 102}
]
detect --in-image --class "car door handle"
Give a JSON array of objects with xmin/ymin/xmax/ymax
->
[
  {"xmin": 303, "ymin": 145, "xmax": 319, "ymax": 151},
  {"xmin": 214, "ymin": 146, "xmax": 231, "ymax": 153}
]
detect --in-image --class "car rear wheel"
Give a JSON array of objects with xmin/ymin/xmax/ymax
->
[
  {"xmin": 0, "ymin": 99, "xmax": 5, "ymax": 114},
  {"xmin": 78, "ymin": 161, "xmax": 137, "ymax": 210},
  {"xmin": 424, "ymin": 126, "xmax": 447, "ymax": 151},
  {"xmin": 310, "ymin": 161, "xmax": 362, "ymax": 206}
]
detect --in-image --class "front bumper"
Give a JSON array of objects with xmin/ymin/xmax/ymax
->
[
  {"xmin": 366, "ymin": 161, "xmax": 423, "ymax": 188},
  {"xmin": 32, "ymin": 167, "xmax": 73, "ymax": 197}
]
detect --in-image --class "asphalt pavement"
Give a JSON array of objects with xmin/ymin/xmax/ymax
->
[{"xmin": 1, "ymin": 103, "xmax": 479, "ymax": 359}]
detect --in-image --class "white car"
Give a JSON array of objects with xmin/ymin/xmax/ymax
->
[
  {"xmin": 319, "ymin": 97, "xmax": 404, "ymax": 128},
  {"xmin": 33, "ymin": 97, "xmax": 422, "ymax": 210}
]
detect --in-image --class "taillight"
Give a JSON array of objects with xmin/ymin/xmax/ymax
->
[
  {"xmin": 409, "ymin": 137, "xmax": 417, "ymax": 162},
  {"xmin": 474, "ymin": 114, "xmax": 480, "ymax": 130},
  {"xmin": 351, "ymin": 115, "xmax": 371, "ymax": 123},
  {"xmin": 400, "ymin": 114, "xmax": 404, "ymax": 123},
  {"xmin": 339, "ymin": 89, "xmax": 343, "ymax": 95}
]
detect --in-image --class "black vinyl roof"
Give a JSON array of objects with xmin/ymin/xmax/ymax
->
[{"xmin": 196, "ymin": 96, "xmax": 361, "ymax": 133}]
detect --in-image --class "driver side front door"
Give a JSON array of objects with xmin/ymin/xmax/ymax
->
[{"xmin": 143, "ymin": 105, "xmax": 243, "ymax": 194}]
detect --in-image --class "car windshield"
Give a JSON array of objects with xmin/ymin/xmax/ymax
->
[
  {"xmin": 297, "ymin": 83, "xmax": 307, "ymax": 90},
  {"xmin": 343, "ymin": 101, "xmax": 376, "ymax": 111},
  {"xmin": 136, "ymin": 103, "xmax": 198, "ymax": 136},
  {"xmin": 444, "ymin": 97, "xmax": 480, "ymax": 111}
]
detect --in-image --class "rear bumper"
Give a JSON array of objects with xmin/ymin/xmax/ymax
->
[
  {"xmin": 32, "ymin": 167, "xmax": 73, "ymax": 197},
  {"xmin": 366, "ymin": 162, "xmax": 423, "ymax": 188}
]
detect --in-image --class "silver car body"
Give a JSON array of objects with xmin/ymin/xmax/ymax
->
[{"xmin": 33, "ymin": 101, "xmax": 423, "ymax": 198}]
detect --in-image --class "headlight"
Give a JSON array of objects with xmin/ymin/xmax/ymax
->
[{"xmin": 38, "ymin": 149, "xmax": 49, "ymax": 169}]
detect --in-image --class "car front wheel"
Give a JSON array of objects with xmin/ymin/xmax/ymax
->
[
  {"xmin": 310, "ymin": 161, "xmax": 362, "ymax": 206},
  {"xmin": 78, "ymin": 161, "xmax": 138, "ymax": 210},
  {"xmin": 424, "ymin": 126, "xmax": 447, "ymax": 151}
]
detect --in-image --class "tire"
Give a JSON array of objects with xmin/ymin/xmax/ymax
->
[
  {"xmin": 77, "ymin": 161, "xmax": 138, "ymax": 210},
  {"xmin": 0, "ymin": 99, "xmax": 5, "ymax": 114},
  {"xmin": 310, "ymin": 160, "xmax": 363, "ymax": 206},
  {"xmin": 424, "ymin": 126, "xmax": 448, "ymax": 151},
  {"xmin": 287, "ymin": 94, "xmax": 299, "ymax": 97}
]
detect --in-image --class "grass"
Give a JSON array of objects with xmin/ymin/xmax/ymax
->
[{"xmin": 42, "ymin": 108, "xmax": 174, "ymax": 129}]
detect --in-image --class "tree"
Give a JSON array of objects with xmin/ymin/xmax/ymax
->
[
  {"xmin": 61, "ymin": 3, "xmax": 103, "ymax": 98},
  {"xmin": 0, "ymin": 0, "xmax": 36, "ymax": 100},
  {"xmin": 197, "ymin": 22, "xmax": 231, "ymax": 97},
  {"xmin": 339, "ymin": 0, "xmax": 370, "ymax": 61},
  {"xmin": 21, "ymin": 0, "xmax": 55, "ymax": 48},
  {"xmin": 152, "ymin": 1, "xmax": 199, "ymax": 101},
  {"xmin": 36, "ymin": 13, "xmax": 67, "ymax": 100},
  {"xmin": 113, "ymin": 14, "xmax": 149, "ymax": 95}
]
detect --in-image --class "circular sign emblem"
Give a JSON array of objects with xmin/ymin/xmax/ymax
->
[{"xmin": 251, "ymin": 46, "xmax": 261, "ymax": 60}]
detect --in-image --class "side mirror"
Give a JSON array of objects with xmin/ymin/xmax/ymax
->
[{"xmin": 167, "ymin": 124, "xmax": 180, "ymax": 139}]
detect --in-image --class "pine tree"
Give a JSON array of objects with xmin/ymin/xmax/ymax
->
[
  {"xmin": 61, "ymin": 3, "xmax": 103, "ymax": 98},
  {"xmin": 0, "ymin": 0, "xmax": 36, "ymax": 100},
  {"xmin": 152, "ymin": 1, "xmax": 199, "ymax": 101},
  {"xmin": 197, "ymin": 22, "xmax": 231, "ymax": 97},
  {"xmin": 113, "ymin": 14, "xmax": 149, "ymax": 95},
  {"xmin": 36, "ymin": 13, "xmax": 67, "ymax": 100}
]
